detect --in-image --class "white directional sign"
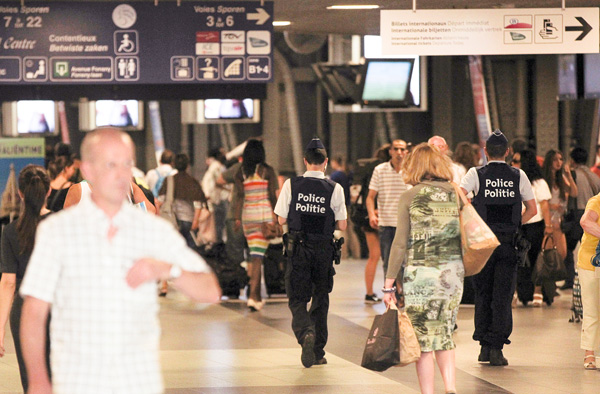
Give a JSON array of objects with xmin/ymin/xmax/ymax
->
[{"xmin": 381, "ymin": 8, "xmax": 599, "ymax": 56}]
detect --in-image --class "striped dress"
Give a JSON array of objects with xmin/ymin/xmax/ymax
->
[{"xmin": 242, "ymin": 172, "xmax": 272, "ymax": 258}]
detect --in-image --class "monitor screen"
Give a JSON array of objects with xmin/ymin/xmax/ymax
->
[
  {"xmin": 558, "ymin": 54, "xmax": 578, "ymax": 100},
  {"xmin": 360, "ymin": 59, "xmax": 415, "ymax": 107},
  {"xmin": 204, "ymin": 99, "xmax": 255, "ymax": 120},
  {"xmin": 584, "ymin": 54, "xmax": 600, "ymax": 99},
  {"xmin": 17, "ymin": 100, "xmax": 56, "ymax": 135},
  {"xmin": 95, "ymin": 100, "xmax": 141, "ymax": 128}
]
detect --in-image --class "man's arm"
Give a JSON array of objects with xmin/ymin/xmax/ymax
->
[
  {"xmin": 581, "ymin": 208, "xmax": 600, "ymax": 238},
  {"xmin": 336, "ymin": 219, "xmax": 347, "ymax": 231},
  {"xmin": 0, "ymin": 273, "xmax": 16, "ymax": 357},
  {"xmin": 366, "ymin": 189, "xmax": 378, "ymax": 229},
  {"xmin": 126, "ymin": 259, "xmax": 221, "ymax": 303},
  {"xmin": 20, "ymin": 297, "xmax": 52, "ymax": 394},
  {"xmin": 521, "ymin": 199, "xmax": 537, "ymax": 224}
]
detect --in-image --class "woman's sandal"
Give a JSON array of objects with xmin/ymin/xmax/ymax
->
[
  {"xmin": 532, "ymin": 293, "xmax": 543, "ymax": 307},
  {"xmin": 584, "ymin": 355, "xmax": 596, "ymax": 370}
]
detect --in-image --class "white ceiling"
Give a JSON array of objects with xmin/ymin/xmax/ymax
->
[{"xmin": 270, "ymin": 0, "xmax": 599, "ymax": 35}]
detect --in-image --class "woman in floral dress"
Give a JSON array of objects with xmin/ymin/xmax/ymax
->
[{"xmin": 383, "ymin": 143, "xmax": 463, "ymax": 394}]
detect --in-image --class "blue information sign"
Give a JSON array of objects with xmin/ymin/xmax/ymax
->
[{"xmin": 0, "ymin": 1, "xmax": 273, "ymax": 84}]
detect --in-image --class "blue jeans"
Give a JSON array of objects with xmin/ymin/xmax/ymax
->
[
  {"xmin": 212, "ymin": 201, "xmax": 229, "ymax": 243},
  {"xmin": 379, "ymin": 226, "xmax": 396, "ymax": 277},
  {"xmin": 177, "ymin": 220, "xmax": 196, "ymax": 249}
]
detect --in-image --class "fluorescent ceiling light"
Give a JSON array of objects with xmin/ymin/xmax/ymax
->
[
  {"xmin": 273, "ymin": 21, "xmax": 291, "ymax": 26},
  {"xmin": 327, "ymin": 5, "xmax": 380, "ymax": 9}
]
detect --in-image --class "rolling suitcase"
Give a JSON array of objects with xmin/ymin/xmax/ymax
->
[
  {"xmin": 197, "ymin": 242, "xmax": 248, "ymax": 298},
  {"xmin": 263, "ymin": 242, "xmax": 287, "ymax": 297}
]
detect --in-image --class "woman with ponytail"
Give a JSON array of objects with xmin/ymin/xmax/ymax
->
[
  {"xmin": 231, "ymin": 139, "xmax": 279, "ymax": 311},
  {"xmin": 47, "ymin": 154, "xmax": 77, "ymax": 212},
  {"xmin": 0, "ymin": 165, "xmax": 51, "ymax": 391}
]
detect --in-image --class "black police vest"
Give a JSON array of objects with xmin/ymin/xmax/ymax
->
[
  {"xmin": 287, "ymin": 176, "xmax": 336, "ymax": 238},
  {"xmin": 472, "ymin": 162, "xmax": 522, "ymax": 236}
]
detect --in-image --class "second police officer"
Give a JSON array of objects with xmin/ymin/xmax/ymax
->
[
  {"xmin": 460, "ymin": 130, "xmax": 537, "ymax": 366},
  {"xmin": 274, "ymin": 138, "xmax": 347, "ymax": 368}
]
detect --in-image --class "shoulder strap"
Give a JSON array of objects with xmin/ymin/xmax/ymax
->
[
  {"xmin": 450, "ymin": 182, "xmax": 469, "ymax": 210},
  {"xmin": 324, "ymin": 177, "xmax": 337, "ymax": 189},
  {"xmin": 128, "ymin": 183, "xmax": 134, "ymax": 204},
  {"xmin": 166, "ymin": 175, "xmax": 174, "ymax": 205}
]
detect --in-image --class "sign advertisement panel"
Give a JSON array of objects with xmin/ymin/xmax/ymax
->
[
  {"xmin": 0, "ymin": 138, "xmax": 45, "ymax": 212},
  {"xmin": 0, "ymin": 1, "xmax": 273, "ymax": 84},
  {"xmin": 381, "ymin": 8, "xmax": 599, "ymax": 56}
]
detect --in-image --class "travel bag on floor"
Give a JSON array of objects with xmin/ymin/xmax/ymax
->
[
  {"xmin": 263, "ymin": 241, "xmax": 287, "ymax": 296},
  {"xmin": 197, "ymin": 242, "xmax": 248, "ymax": 298}
]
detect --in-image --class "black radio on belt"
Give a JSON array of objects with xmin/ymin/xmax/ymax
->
[{"xmin": 334, "ymin": 237, "xmax": 344, "ymax": 265}]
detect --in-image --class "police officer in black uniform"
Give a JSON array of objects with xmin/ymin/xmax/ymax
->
[
  {"xmin": 460, "ymin": 130, "xmax": 537, "ymax": 366},
  {"xmin": 274, "ymin": 138, "xmax": 347, "ymax": 368}
]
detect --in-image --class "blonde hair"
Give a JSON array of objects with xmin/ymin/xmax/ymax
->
[{"xmin": 402, "ymin": 142, "xmax": 454, "ymax": 185}]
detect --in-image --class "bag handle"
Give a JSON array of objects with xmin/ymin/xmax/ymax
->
[
  {"xmin": 450, "ymin": 182, "xmax": 470, "ymax": 210},
  {"xmin": 542, "ymin": 234, "xmax": 557, "ymax": 250}
]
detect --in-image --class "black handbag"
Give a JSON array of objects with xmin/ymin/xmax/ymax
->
[
  {"xmin": 350, "ymin": 193, "xmax": 370, "ymax": 228},
  {"xmin": 515, "ymin": 231, "xmax": 531, "ymax": 268},
  {"xmin": 532, "ymin": 235, "xmax": 568, "ymax": 283},
  {"xmin": 361, "ymin": 305, "xmax": 400, "ymax": 372}
]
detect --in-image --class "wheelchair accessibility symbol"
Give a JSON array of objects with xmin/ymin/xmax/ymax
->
[{"xmin": 114, "ymin": 31, "xmax": 139, "ymax": 55}]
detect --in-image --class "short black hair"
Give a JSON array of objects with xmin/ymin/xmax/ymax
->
[
  {"xmin": 570, "ymin": 147, "xmax": 588, "ymax": 164},
  {"xmin": 511, "ymin": 138, "xmax": 528, "ymax": 154},
  {"xmin": 208, "ymin": 147, "xmax": 226, "ymax": 162},
  {"xmin": 486, "ymin": 144, "xmax": 508, "ymax": 159},
  {"xmin": 305, "ymin": 148, "xmax": 327, "ymax": 165},
  {"xmin": 174, "ymin": 153, "xmax": 189, "ymax": 171}
]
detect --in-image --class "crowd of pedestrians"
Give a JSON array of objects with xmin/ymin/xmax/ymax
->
[{"xmin": 2, "ymin": 128, "xmax": 600, "ymax": 393}]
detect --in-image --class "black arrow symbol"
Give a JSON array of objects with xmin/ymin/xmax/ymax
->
[{"xmin": 566, "ymin": 17, "xmax": 592, "ymax": 40}]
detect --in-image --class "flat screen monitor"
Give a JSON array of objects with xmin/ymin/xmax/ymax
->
[
  {"xmin": 2, "ymin": 101, "xmax": 59, "ymax": 137},
  {"xmin": 78, "ymin": 100, "xmax": 144, "ymax": 131},
  {"xmin": 181, "ymin": 99, "xmax": 260, "ymax": 124},
  {"xmin": 584, "ymin": 54, "xmax": 600, "ymax": 99},
  {"xmin": 95, "ymin": 100, "xmax": 143, "ymax": 129},
  {"xmin": 558, "ymin": 54, "xmax": 578, "ymax": 100},
  {"xmin": 359, "ymin": 58, "xmax": 415, "ymax": 107}
]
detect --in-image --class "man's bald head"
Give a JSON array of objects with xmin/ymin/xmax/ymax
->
[
  {"xmin": 81, "ymin": 127, "xmax": 135, "ymax": 163},
  {"xmin": 428, "ymin": 136, "xmax": 449, "ymax": 154}
]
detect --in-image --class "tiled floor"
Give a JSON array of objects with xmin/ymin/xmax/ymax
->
[{"xmin": 1, "ymin": 258, "xmax": 598, "ymax": 393}]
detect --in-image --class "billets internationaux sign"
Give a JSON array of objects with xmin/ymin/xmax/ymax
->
[{"xmin": 381, "ymin": 8, "xmax": 599, "ymax": 56}]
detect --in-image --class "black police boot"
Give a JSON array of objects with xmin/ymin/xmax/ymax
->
[
  {"xmin": 489, "ymin": 348, "xmax": 508, "ymax": 366},
  {"xmin": 478, "ymin": 345, "xmax": 490, "ymax": 362},
  {"xmin": 301, "ymin": 333, "xmax": 315, "ymax": 368}
]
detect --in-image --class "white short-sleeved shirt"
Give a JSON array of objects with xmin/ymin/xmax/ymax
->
[
  {"xmin": 460, "ymin": 161, "xmax": 535, "ymax": 202},
  {"xmin": 20, "ymin": 197, "xmax": 210, "ymax": 394},
  {"xmin": 368, "ymin": 162, "xmax": 409, "ymax": 227},
  {"xmin": 526, "ymin": 178, "xmax": 552, "ymax": 224},
  {"xmin": 274, "ymin": 171, "xmax": 347, "ymax": 221},
  {"xmin": 145, "ymin": 164, "xmax": 177, "ymax": 194}
]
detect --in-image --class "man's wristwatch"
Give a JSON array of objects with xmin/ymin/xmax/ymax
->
[{"xmin": 169, "ymin": 264, "xmax": 182, "ymax": 280}]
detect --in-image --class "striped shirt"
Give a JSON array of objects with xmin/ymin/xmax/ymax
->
[
  {"xmin": 20, "ymin": 197, "xmax": 211, "ymax": 394},
  {"xmin": 368, "ymin": 161, "xmax": 409, "ymax": 227}
]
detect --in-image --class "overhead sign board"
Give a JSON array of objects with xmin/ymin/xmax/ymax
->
[
  {"xmin": 0, "ymin": 1, "xmax": 273, "ymax": 84},
  {"xmin": 381, "ymin": 8, "xmax": 599, "ymax": 56}
]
